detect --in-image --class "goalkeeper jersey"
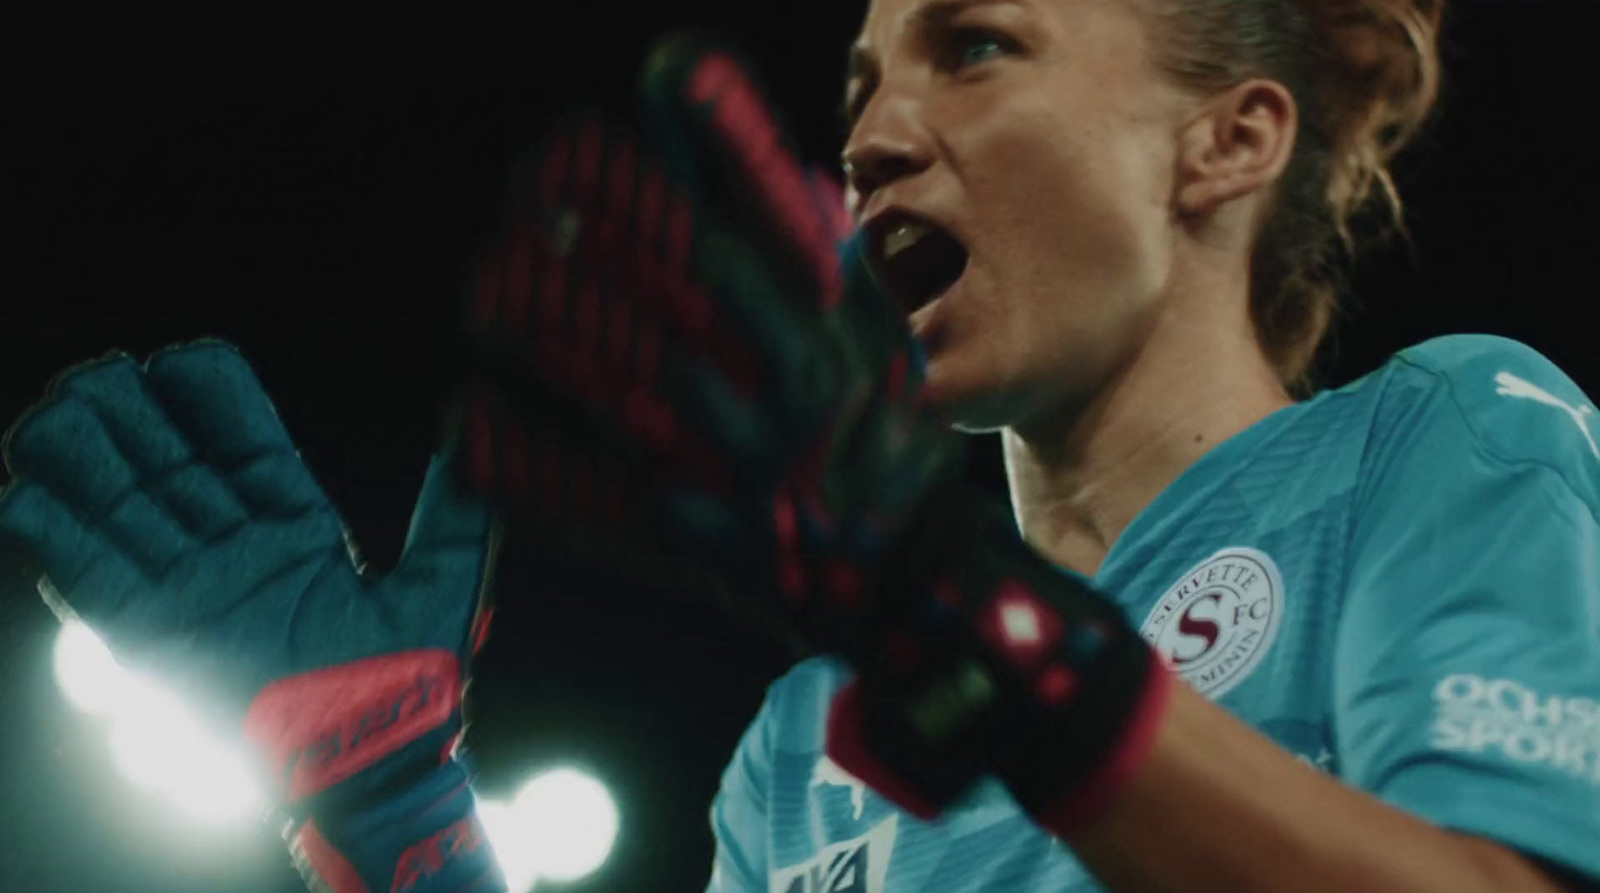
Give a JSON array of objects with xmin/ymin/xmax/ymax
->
[{"xmin": 705, "ymin": 334, "xmax": 1600, "ymax": 893}]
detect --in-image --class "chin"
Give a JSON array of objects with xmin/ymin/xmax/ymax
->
[
  {"xmin": 921, "ymin": 374, "xmax": 1031, "ymax": 435},
  {"xmin": 920, "ymin": 347, "xmax": 1080, "ymax": 436}
]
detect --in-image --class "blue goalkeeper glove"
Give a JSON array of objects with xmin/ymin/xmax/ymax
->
[{"xmin": 0, "ymin": 340, "xmax": 505, "ymax": 893}]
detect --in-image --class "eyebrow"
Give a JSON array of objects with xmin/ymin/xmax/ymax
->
[{"xmin": 844, "ymin": 0, "xmax": 1025, "ymax": 84}]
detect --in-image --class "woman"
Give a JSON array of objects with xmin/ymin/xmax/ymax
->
[
  {"xmin": 1, "ymin": 1, "xmax": 1590, "ymax": 892},
  {"xmin": 678, "ymin": 0, "xmax": 1600, "ymax": 890}
]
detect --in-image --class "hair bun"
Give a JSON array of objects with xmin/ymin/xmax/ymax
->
[
  {"xmin": 1146, "ymin": 0, "xmax": 1448, "ymax": 393},
  {"xmin": 1307, "ymin": 0, "xmax": 1444, "ymax": 145}
]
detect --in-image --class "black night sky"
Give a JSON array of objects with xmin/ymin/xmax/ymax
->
[{"xmin": 1, "ymin": 4, "xmax": 1595, "ymax": 891}]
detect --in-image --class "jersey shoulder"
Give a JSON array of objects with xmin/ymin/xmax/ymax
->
[
  {"xmin": 1367, "ymin": 334, "xmax": 1600, "ymax": 505},
  {"xmin": 760, "ymin": 656, "xmax": 851, "ymax": 748}
]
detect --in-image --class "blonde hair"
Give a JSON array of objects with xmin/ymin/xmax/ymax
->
[{"xmin": 1145, "ymin": 0, "xmax": 1447, "ymax": 395}]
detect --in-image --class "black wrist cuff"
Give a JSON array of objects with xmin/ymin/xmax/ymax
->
[{"xmin": 844, "ymin": 482, "xmax": 1162, "ymax": 816}]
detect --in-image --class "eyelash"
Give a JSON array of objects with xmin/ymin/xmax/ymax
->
[
  {"xmin": 941, "ymin": 26, "xmax": 1017, "ymax": 72},
  {"xmin": 841, "ymin": 26, "xmax": 1018, "ymax": 129}
]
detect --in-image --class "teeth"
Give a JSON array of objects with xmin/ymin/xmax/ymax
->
[{"xmin": 883, "ymin": 221, "xmax": 933, "ymax": 261}]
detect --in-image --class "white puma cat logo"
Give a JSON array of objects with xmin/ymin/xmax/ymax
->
[
  {"xmin": 1495, "ymin": 371, "xmax": 1599, "ymax": 460},
  {"xmin": 812, "ymin": 755, "xmax": 868, "ymax": 821}
]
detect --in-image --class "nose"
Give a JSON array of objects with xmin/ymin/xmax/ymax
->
[{"xmin": 840, "ymin": 96, "xmax": 933, "ymax": 211}]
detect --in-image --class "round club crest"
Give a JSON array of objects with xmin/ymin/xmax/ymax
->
[{"xmin": 1138, "ymin": 547, "xmax": 1285, "ymax": 699}]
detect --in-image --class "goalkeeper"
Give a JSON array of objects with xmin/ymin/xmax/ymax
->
[
  {"xmin": 4, "ymin": 5, "xmax": 1599, "ymax": 893},
  {"xmin": 452, "ymin": 3, "xmax": 1598, "ymax": 890}
]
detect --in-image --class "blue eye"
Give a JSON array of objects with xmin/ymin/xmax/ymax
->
[
  {"xmin": 961, "ymin": 38, "xmax": 1003, "ymax": 66},
  {"xmin": 951, "ymin": 29, "xmax": 1011, "ymax": 69}
]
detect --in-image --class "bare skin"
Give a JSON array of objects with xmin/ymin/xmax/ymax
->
[{"xmin": 842, "ymin": 0, "xmax": 1575, "ymax": 890}]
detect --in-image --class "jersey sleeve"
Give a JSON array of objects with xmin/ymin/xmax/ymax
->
[
  {"xmin": 1335, "ymin": 335, "xmax": 1600, "ymax": 881},
  {"xmin": 706, "ymin": 678, "xmax": 782, "ymax": 893}
]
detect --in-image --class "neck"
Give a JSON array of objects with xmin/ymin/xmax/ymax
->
[{"xmin": 1002, "ymin": 283, "xmax": 1293, "ymax": 577}]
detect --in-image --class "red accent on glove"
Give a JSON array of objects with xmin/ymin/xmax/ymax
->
[
  {"xmin": 686, "ymin": 52, "xmax": 844, "ymax": 309},
  {"xmin": 471, "ymin": 608, "xmax": 495, "ymax": 656},
  {"xmin": 295, "ymin": 819, "xmax": 371, "ymax": 893},
  {"xmin": 391, "ymin": 814, "xmax": 487, "ymax": 893},
  {"xmin": 243, "ymin": 650, "xmax": 461, "ymax": 801},
  {"xmin": 824, "ymin": 651, "xmax": 1176, "ymax": 834},
  {"xmin": 824, "ymin": 680, "xmax": 943, "ymax": 820},
  {"xmin": 806, "ymin": 164, "xmax": 855, "ymax": 245}
]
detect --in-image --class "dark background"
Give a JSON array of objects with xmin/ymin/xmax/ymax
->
[{"xmin": 1, "ymin": 3, "xmax": 1594, "ymax": 891}]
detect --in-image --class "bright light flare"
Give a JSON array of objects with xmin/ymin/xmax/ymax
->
[
  {"xmin": 54, "ymin": 620, "xmax": 262, "ymax": 823},
  {"xmin": 53, "ymin": 619, "xmax": 123, "ymax": 715},
  {"xmin": 478, "ymin": 799, "xmax": 539, "ymax": 893},
  {"xmin": 479, "ymin": 767, "xmax": 619, "ymax": 889},
  {"xmin": 516, "ymin": 768, "xmax": 619, "ymax": 882}
]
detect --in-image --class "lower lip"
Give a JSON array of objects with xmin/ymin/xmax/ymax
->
[
  {"xmin": 909, "ymin": 299, "xmax": 940, "ymax": 338},
  {"xmin": 908, "ymin": 271, "xmax": 963, "ymax": 337}
]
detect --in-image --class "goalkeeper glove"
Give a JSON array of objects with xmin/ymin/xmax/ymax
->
[
  {"xmin": 0, "ymin": 341, "xmax": 505, "ymax": 893},
  {"xmin": 455, "ymin": 32, "xmax": 1172, "ymax": 838}
]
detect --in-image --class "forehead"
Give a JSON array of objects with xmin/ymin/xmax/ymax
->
[
  {"xmin": 848, "ymin": 0, "xmax": 1134, "ymax": 75},
  {"xmin": 853, "ymin": 0, "xmax": 1030, "ymax": 51}
]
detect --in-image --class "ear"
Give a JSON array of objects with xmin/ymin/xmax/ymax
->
[{"xmin": 1174, "ymin": 79, "xmax": 1298, "ymax": 219}]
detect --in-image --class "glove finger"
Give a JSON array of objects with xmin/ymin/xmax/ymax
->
[
  {"xmin": 468, "ymin": 383, "xmax": 778, "ymax": 582},
  {"xmin": 3, "ymin": 395, "xmax": 195, "ymax": 575},
  {"xmin": 641, "ymin": 31, "xmax": 845, "ymax": 311},
  {"xmin": 658, "ymin": 482, "xmax": 766, "ymax": 571},
  {"xmin": 454, "ymin": 383, "xmax": 682, "ymax": 518},
  {"xmin": 142, "ymin": 340, "xmax": 331, "ymax": 518},
  {"xmin": 481, "ymin": 116, "xmax": 769, "ymax": 401},
  {"xmin": 807, "ymin": 163, "xmax": 854, "ymax": 246},
  {"xmin": 494, "ymin": 147, "xmax": 833, "ymax": 444},
  {"xmin": 473, "ymin": 114, "xmax": 604, "ymax": 342},
  {"xmin": 468, "ymin": 267, "xmax": 752, "ymax": 494},
  {"xmin": 54, "ymin": 353, "xmax": 252, "ymax": 539},
  {"xmin": 453, "ymin": 399, "xmax": 659, "ymax": 583},
  {"xmin": 0, "ymin": 480, "xmax": 146, "ymax": 626},
  {"xmin": 453, "ymin": 389, "xmax": 813, "ymax": 649},
  {"xmin": 693, "ymin": 222, "xmax": 837, "ymax": 419},
  {"xmin": 676, "ymin": 352, "xmax": 787, "ymax": 473},
  {"xmin": 454, "ymin": 385, "xmax": 746, "ymax": 566},
  {"xmin": 478, "ymin": 115, "xmax": 651, "ymax": 348},
  {"xmin": 834, "ymin": 236, "xmax": 932, "ymax": 397},
  {"xmin": 384, "ymin": 452, "xmax": 497, "ymax": 651}
]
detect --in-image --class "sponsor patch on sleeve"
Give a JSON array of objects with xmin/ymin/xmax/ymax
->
[{"xmin": 1431, "ymin": 673, "xmax": 1600, "ymax": 785}]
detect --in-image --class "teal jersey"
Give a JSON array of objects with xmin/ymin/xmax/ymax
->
[{"xmin": 706, "ymin": 335, "xmax": 1600, "ymax": 892}]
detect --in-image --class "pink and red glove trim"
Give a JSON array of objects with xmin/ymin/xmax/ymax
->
[
  {"xmin": 824, "ymin": 651, "xmax": 1173, "ymax": 835},
  {"xmin": 243, "ymin": 649, "xmax": 462, "ymax": 802}
]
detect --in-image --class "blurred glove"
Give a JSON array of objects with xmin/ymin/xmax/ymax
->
[
  {"xmin": 459, "ymin": 31, "xmax": 948, "ymax": 645},
  {"xmin": 455, "ymin": 31, "xmax": 1172, "ymax": 837},
  {"xmin": 0, "ymin": 341, "xmax": 504, "ymax": 893}
]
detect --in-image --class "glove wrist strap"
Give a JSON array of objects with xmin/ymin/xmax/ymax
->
[
  {"xmin": 827, "ymin": 482, "xmax": 1171, "ymax": 832},
  {"xmin": 290, "ymin": 760, "xmax": 502, "ymax": 893}
]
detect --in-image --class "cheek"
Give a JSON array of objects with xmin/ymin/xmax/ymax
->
[
  {"xmin": 964, "ymin": 88, "xmax": 1168, "ymax": 292},
  {"xmin": 933, "ymin": 100, "xmax": 1175, "ymax": 418},
  {"xmin": 981, "ymin": 125, "xmax": 1166, "ymax": 336}
]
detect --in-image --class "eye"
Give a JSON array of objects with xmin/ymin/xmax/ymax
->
[{"xmin": 946, "ymin": 27, "xmax": 1015, "ymax": 70}]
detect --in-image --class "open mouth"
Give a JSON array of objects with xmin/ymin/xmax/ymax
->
[{"xmin": 864, "ymin": 212, "xmax": 970, "ymax": 316}]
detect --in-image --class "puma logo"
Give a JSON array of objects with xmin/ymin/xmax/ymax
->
[
  {"xmin": 811, "ymin": 755, "xmax": 868, "ymax": 821},
  {"xmin": 1494, "ymin": 372, "xmax": 1599, "ymax": 460}
]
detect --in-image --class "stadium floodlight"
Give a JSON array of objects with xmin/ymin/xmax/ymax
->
[
  {"xmin": 478, "ymin": 767, "xmax": 621, "ymax": 890},
  {"xmin": 54, "ymin": 619, "xmax": 622, "ymax": 877},
  {"xmin": 478, "ymin": 798, "xmax": 539, "ymax": 893},
  {"xmin": 107, "ymin": 676, "xmax": 262, "ymax": 822},
  {"xmin": 514, "ymin": 767, "xmax": 619, "ymax": 882},
  {"xmin": 55, "ymin": 620, "xmax": 262, "ymax": 823},
  {"xmin": 53, "ymin": 618, "xmax": 124, "ymax": 716}
]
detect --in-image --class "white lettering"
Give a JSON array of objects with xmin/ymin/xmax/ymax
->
[{"xmin": 1430, "ymin": 674, "xmax": 1600, "ymax": 786}]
